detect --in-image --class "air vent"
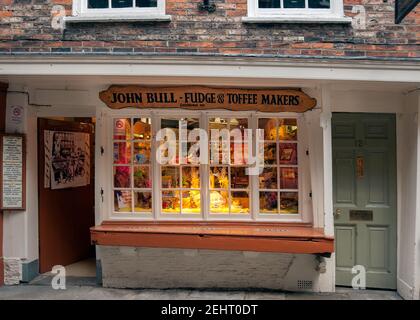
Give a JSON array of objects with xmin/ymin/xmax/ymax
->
[{"xmin": 297, "ymin": 280, "xmax": 313, "ymax": 290}]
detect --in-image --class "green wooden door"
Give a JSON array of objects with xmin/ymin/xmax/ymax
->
[{"xmin": 332, "ymin": 113, "xmax": 397, "ymax": 289}]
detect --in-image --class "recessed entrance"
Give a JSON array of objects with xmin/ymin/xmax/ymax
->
[
  {"xmin": 332, "ymin": 113, "xmax": 397, "ymax": 289},
  {"xmin": 37, "ymin": 118, "xmax": 96, "ymax": 276}
]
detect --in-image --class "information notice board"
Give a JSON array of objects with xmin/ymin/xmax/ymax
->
[{"xmin": 0, "ymin": 134, "xmax": 26, "ymax": 211}]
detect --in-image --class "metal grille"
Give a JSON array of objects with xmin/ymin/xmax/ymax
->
[{"xmin": 297, "ymin": 280, "xmax": 313, "ymax": 290}]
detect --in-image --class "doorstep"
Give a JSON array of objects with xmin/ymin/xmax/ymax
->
[{"xmin": 91, "ymin": 221, "xmax": 334, "ymax": 256}]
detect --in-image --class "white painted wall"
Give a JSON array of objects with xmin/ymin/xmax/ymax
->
[
  {"xmin": 2, "ymin": 85, "xmax": 97, "ymax": 283},
  {"xmin": 396, "ymin": 91, "xmax": 420, "ymax": 300},
  {"xmin": 3, "ymin": 86, "xmax": 38, "ymax": 283}
]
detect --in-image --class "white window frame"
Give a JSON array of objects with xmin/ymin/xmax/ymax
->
[
  {"xmin": 72, "ymin": 0, "xmax": 165, "ymax": 18},
  {"xmin": 246, "ymin": 0, "xmax": 348, "ymax": 22},
  {"xmin": 106, "ymin": 109, "xmax": 311, "ymax": 223}
]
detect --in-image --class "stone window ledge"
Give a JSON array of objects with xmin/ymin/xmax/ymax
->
[
  {"xmin": 91, "ymin": 221, "xmax": 334, "ymax": 256},
  {"xmin": 63, "ymin": 14, "xmax": 172, "ymax": 25},
  {"xmin": 242, "ymin": 16, "xmax": 352, "ymax": 24}
]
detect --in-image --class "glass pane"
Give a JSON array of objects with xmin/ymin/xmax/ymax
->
[
  {"xmin": 259, "ymin": 167, "xmax": 278, "ymax": 189},
  {"xmin": 182, "ymin": 190, "xmax": 201, "ymax": 214},
  {"xmin": 114, "ymin": 190, "xmax": 132, "ymax": 212},
  {"xmin": 278, "ymin": 118, "xmax": 298, "ymax": 141},
  {"xmin": 180, "ymin": 118, "xmax": 200, "ymax": 139},
  {"xmin": 113, "ymin": 118, "xmax": 131, "ymax": 140},
  {"xmin": 231, "ymin": 167, "xmax": 249, "ymax": 189},
  {"xmin": 258, "ymin": 118, "xmax": 277, "ymax": 140},
  {"xmin": 284, "ymin": 0, "xmax": 305, "ymax": 8},
  {"xmin": 230, "ymin": 118, "xmax": 248, "ymax": 142},
  {"xmin": 210, "ymin": 190, "xmax": 229, "ymax": 213},
  {"xmin": 112, "ymin": 0, "xmax": 132, "ymax": 8},
  {"xmin": 309, "ymin": 0, "xmax": 330, "ymax": 8},
  {"xmin": 113, "ymin": 142, "xmax": 131, "ymax": 164},
  {"xmin": 263, "ymin": 142, "xmax": 277, "ymax": 165},
  {"xmin": 161, "ymin": 166, "xmax": 179, "ymax": 188},
  {"xmin": 133, "ymin": 141, "xmax": 151, "ymax": 164},
  {"xmin": 183, "ymin": 142, "xmax": 200, "ymax": 164},
  {"xmin": 260, "ymin": 192, "xmax": 279, "ymax": 214},
  {"xmin": 134, "ymin": 166, "xmax": 152, "ymax": 188},
  {"xmin": 231, "ymin": 191, "xmax": 250, "ymax": 214},
  {"xmin": 230, "ymin": 143, "xmax": 248, "ymax": 165},
  {"xmin": 279, "ymin": 143, "xmax": 298, "ymax": 165},
  {"xmin": 161, "ymin": 118, "xmax": 180, "ymax": 139},
  {"xmin": 209, "ymin": 166, "xmax": 229, "ymax": 189},
  {"xmin": 182, "ymin": 166, "xmax": 200, "ymax": 188},
  {"xmin": 114, "ymin": 166, "xmax": 131, "ymax": 188},
  {"xmin": 162, "ymin": 191, "xmax": 180, "ymax": 214},
  {"xmin": 210, "ymin": 141, "xmax": 229, "ymax": 165},
  {"xmin": 280, "ymin": 167, "xmax": 298, "ymax": 189},
  {"xmin": 134, "ymin": 191, "xmax": 152, "ymax": 212},
  {"xmin": 136, "ymin": 0, "xmax": 157, "ymax": 7},
  {"xmin": 88, "ymin": 0, "xmax": 108, "ymax": 8},
  {"xmin": 209, "ymin": 118, "xmax": 228, "ymax": 135},
  {"xmin": 258, "ymin": 0, "xmax": 280, "ymax": 8},
  {"xmin": 280, "ymin": 192, "xmax": 298, "ymax": 214},
  {"xmin": 133, "ymin": 118, "xmax": 151, "ymax": 140}
]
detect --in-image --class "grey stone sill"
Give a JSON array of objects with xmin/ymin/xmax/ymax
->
[
  {"xmin": 242, "ymin": 16, "xmax": 352, "ymax": 24},
  {"xmin": 63, "ymin": 15, "xmax": 172, "ymax": 24}
]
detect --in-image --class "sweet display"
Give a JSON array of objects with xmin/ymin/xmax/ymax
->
[
  {"xmin": 134, "ymin": 166, "xmax": 152, "ymax": 188},
  {"xmin": 260, "ymin": 191, "xmax": 278, "ymax": 214},
  {"xmin": 112, "ymin": 116, "xmax": 300, "ymax": 216},
  {"xmin": 258, "ymin": 118, "xmax": 299, "ymax": 215},
  {"xmin": 134, "ymin": 191, "xmax": 152, "ymax": 212}
]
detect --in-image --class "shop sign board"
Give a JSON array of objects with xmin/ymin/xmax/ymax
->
[
  {"xmin": 100, "ymin": 86, "xmax": 317, "ymax": 113},
  {"xmin": 0, "ymin": 134, "xmax": 26, "ymax": 211}
]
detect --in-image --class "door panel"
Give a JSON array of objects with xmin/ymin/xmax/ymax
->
[
  {"xmin": 334, "ymin": 151, "xmax": 357, "ymax": 205},
  {"xmin": 38, "ymin": 118, "xmax": 95, "ymax": 274},
  {"xmin": 335, "ymin": 225, "xmax": 356, "ymax": 269},
  {"xmin": 366, "ymin": 151, "xmax": 388, "ymax": 205},
  {"xmin": 367, "ymin": 226, "xmax": 389, "ymax": 272},
  {"xmin": 333, "ymin": 113, "xmax": 397, "ymax": 289}
]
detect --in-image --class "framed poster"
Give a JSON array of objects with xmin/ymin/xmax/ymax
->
[{"xmin": 0, "ymin": 133, "xmax": 26, "ymax": 211}]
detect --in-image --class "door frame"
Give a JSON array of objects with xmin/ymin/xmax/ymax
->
[
  {"xmin": 332, "ymin": 112, "xmax": 398, "ymax": 289},
  {"xmin": 35, "ymin": 107, "xmax": 97, "ymax": 276}
]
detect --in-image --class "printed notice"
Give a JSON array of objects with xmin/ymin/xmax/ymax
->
[{"xmin": 2, "ymin": 135, "xmax": 24, "ymax": 209}]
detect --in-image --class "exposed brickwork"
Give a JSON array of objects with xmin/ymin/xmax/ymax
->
[{"xmin": 0, "ymin": 1, "xmax": 418, "ymax": 59}]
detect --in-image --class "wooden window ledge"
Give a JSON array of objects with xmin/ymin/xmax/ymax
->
[{"xmin": 91, "ymin": 222, "xmax": 334, "ymax": 256}]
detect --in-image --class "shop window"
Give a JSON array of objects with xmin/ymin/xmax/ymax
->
[
  {"xmin": 159, "ymin": 117, "xmax": 201, "ymax": 215},
  {"xmin": 246, "ymin": 0, "xmax": 346, "ymax": 21},
  {"xmin": 111, "ymin": 113, "xmax": 305, "ymax": 220},
  {"xmin": 73, "ymin": 0, "xmax": 165, "ymax": 17},
  {"xmin": 209, "ymin": 118, "xmax": 251, "ymax": 216},
  {"xmin": 113, "ymin": 118, "xmax": 153, "ymax": 214},
  {"xmin": 258, "ymin": 118, "xmax": 299, "ymax": 215}
]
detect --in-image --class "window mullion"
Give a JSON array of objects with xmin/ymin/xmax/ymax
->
[
  {"xmin": 151, "ymin": 112, "xmax": 160, "ymax": 220},
  {"xmin": 250, "ymin": 113, "xmax": 258, "ymax": 221},
  {"xmin": 201, "ymin": 112, "xmax": 209, "ymax": 221}
]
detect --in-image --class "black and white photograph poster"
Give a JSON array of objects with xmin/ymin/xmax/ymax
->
[{"xmin": 45, "ymin": 130, "xmax": 90, "ymax": 190}]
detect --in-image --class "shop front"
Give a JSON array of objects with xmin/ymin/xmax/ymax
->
[{"xmin": 0, "ymin": 57, "xmax": 419, "ymax": 298}]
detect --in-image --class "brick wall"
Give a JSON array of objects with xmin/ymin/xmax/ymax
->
[{"xmin": 0, "ymin": 0, "xmax": 418, "ymax": 59}]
